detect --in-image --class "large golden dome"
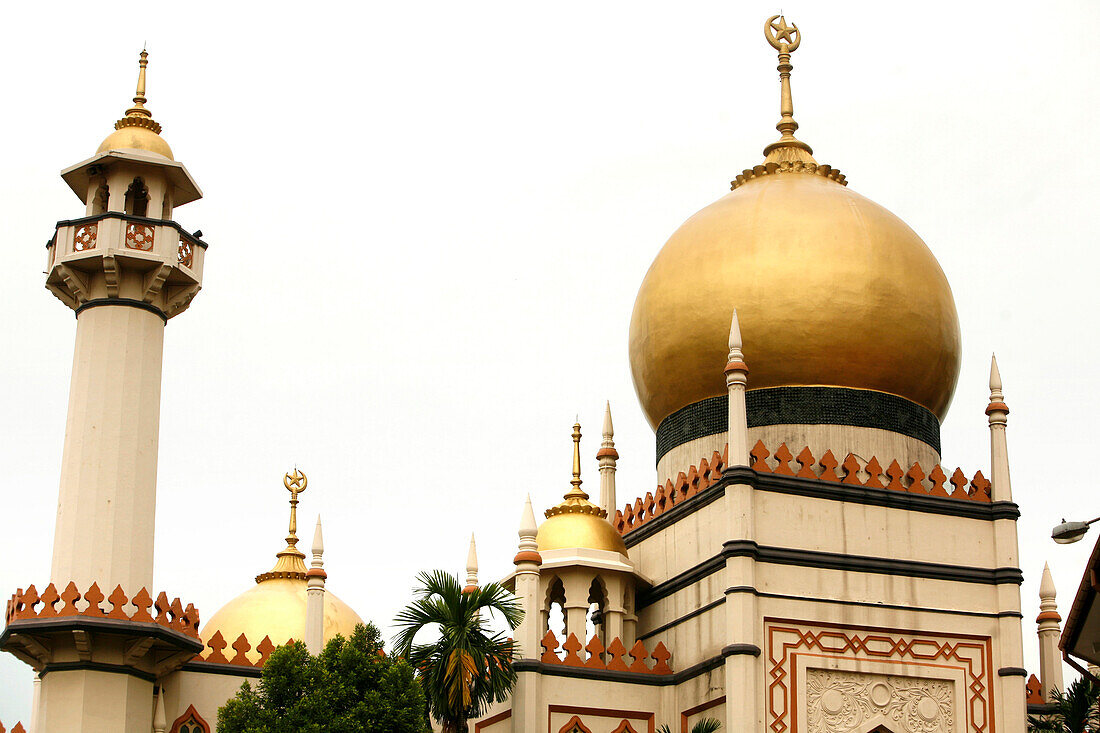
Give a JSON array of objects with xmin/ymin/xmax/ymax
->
[
  {"xmin": 201, "ymin": 578, "xmax": 363, "ymax": 650},
  {"xmin": 629, "ymin": 18, "xmax": 960, "ymax": 431}
]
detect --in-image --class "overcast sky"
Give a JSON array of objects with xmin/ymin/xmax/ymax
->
[{"xmin": 2, "ymin": 0, "xmax": 1098, "ymax": 723}]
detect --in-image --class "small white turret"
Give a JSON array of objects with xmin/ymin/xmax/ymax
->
[
  {"xmin": 464, "ymin": 534, "xmax": 479, "ymax": 592},
  {"xmin": 304, "ymin": 516, "xmax": 327, "ymax": 655},
  {"xmin": 987, "ymin": 354, "xmax": 1012, "ymax": 502},
  {"xmin": 1037, "ymin": 563, "xmax": 1065, "ymax": 701},
  {"xmin": 597, "ymin": 401, "xmax": 619, "ymax": 514},
  {"xmin": 153, "ymin": 688, "xmax": 166, "ymax": 733},
  {"xmin": 725, "ymin": 309, "xmax": 750, "ymax": 466}
]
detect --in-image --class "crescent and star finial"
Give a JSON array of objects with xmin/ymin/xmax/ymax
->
[
  {"xmin": 765, "ymin": 15, "xmax": 800, "ymax": 52},
  {"xmin": 761, "ymin": 14, "xmax": 815, "ymax": 164}
]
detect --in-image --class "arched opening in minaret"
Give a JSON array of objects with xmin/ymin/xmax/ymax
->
[
  {"xmin": 90, "ymin": 182, "xmax": 109, "ymax": 215},
  {"xmin": 586, "ymin": 577, "xmax": 608, "ymax": 645},
  {"xmin": 124, "ymin": 177, "xmax": 149, "ymax": 217},
  {"xmin": 544, "ymin": 577, "xmax": 566, "ymax": 657}
]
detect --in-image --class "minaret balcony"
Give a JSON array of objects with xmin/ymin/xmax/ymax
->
[{"xmin": 46, "ymin": 213, "xmax": 208, "ymax": 319}]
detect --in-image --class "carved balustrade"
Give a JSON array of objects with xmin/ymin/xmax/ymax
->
[
  {"xmin": 5, "ymin": 582, "xmax": 199, "ymax": 639},
  {"xmin": 539, "ymin": 631, "xmax": 672, "ymax": 675}
]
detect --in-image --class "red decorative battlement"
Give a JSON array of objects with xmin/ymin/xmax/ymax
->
[
  {"xmin": 5, "ymin": 582, "xmax": 199, "ymax": 639},
  {"xmin": 1026, "ymin": 674, "xmax": 1044, "ymax": 705},
  {"xmin": 194, "ymin": 630, "xmax": 293, "ymax": 668},
  {"xmin": 614, "ymin": 442, "xmax": 995, "ymax": 536},
  {"xmin": 539, "ymin": 631, "xmax": 672, "ymax": 675},
  {"xmin": 0, "ymin": 721, "xmax": 27, "ymax": 733}
]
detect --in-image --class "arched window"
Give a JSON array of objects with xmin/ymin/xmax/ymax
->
[
  {"xmin": 170, "ymin": 705, "xmax": 210, "ymax": 733},
  {"xmin": 586, "ymin": 577, "xmax": 608, "ymax": 643},
  {"xmin": 545, "ymin": 577, "xmax": 566, "ymax": 652},
  {"xmin": 124, "ymin": 177, "xmax": 149, "ymax": 217},
  {"xmin": 90, "ymin": 183, "xmax": 108, "ymax": 215}
]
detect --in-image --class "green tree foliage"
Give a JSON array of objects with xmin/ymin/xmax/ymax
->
[
  {"xmin": 217, "ymin": 623, "xmax": 428, "ymax": 733},
  {"xmin": 394, "ymin": 570, "xmax": 523, "ymax": 733},
  {"xmin": 657, "ymin": 719, "xmax": 721, "ymax": 733},
  {"xmin": 1027, "ymin": 677, "xmax": 1100, "ymax": 733}
]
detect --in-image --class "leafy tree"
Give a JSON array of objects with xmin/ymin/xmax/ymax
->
[
  {"xmin": 218, "ymin": 623, "xmax": 428, "ymax": 733},
  {"xmin": 394, "ymin": 570, "xmax": 523, "ymax": 733},
  {"xmin": 1027, "ymin": 677, "xmax": 1100, "ymax": 733},
  {"xmin": 658, "ymin": 719, "xmax": 722, "ymax": 733}
]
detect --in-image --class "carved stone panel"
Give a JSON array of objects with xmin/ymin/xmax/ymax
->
[{"xmin": 806, "ymin": 669, "xmax": 953, "ymax": 733}]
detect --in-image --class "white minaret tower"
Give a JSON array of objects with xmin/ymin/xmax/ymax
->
[
  {"xmin": 596, "ymin": 401, "xmax": 618, "ymax": 514},
  {"xmin": 0, "ymin": 52, "xmax": 208, "ymax": 733},
  {"xmin": 510, "ymin": 495, "xmax": 542, "ymax": 733},
  {"xmin": 47, "ymin": 50, "xmax": 205, "ymax": 595},
  {"xmin": 1036, "ymin": 563, "xmax": 1065, "ymax": 700},
  {"xmin": 305, "ymin": 517, "xmax": 327, "ymax": 654}
]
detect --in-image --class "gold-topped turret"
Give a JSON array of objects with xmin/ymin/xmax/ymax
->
[
  {"xmin": 97, "ymin": 49, "xmax": 173, "ymax": 159},
  {"xmin": 256, "ymin": 469, "xmax": 309, "ymax": 582},
  {"xmin": 538, "ymin": 422, "xmax": 628, "ymax": 555}
]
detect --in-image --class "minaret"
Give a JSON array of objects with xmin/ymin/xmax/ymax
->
[
  {"xmin": 724, "ymin": 309, "xmax": 750, "ymax": 466},
  {"xmin": 464, "ymin": 534, "xmax": 479, "ymax": 593},
  {"xmin": 596, "ymin": 401, "xmax": 619, "ymax": 514},
  {"xmin": 1036, "ymin": 563, "xmax": 1065, "ymax": 700},
  {"xmin": 305, "ymin": 516, "xmax": 327, "ymax": 654},
  {"xmin": 47, "ymin": 50, "xmax": 206, "ymax": 595},
  {"xmin": 511, "ymin": 495, "xmax": 542, "ymax": 733},
  {"xmin": 987, "ymin": 354, "xmax": 1012, "ymax": 502}
]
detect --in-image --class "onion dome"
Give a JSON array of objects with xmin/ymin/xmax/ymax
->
[
  {"xmin": 202, "ymin": 470, "xmax": 363, "ymax": 649},
  {"xmin": 629, "ymin": 16, "xmax": 960, "ymax": 436},
  {"xmin": 96, "ymin": 50, "xmax": 174, "ymax": 160},
  {"xmin": 537, "ymin": 423, "xmax": 628, "ymax": 555}
]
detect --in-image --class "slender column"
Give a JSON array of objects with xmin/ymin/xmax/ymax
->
[
  {"xmin": 986, "ymin": 355, "xmax": 1026, "ymax": 730},
  {"xmin": 597, "ymin": 401, "xmax": 618, "ymax": 515},
  {"xmin": 50, "ymin": 305, "xmax": 165, "ymax": 593},
  {"xmin": 725, "ymin": 309, "xmax": 750, "ymax": 467},
  {"xmin": 30, "ymin": 674, "xmax": 40, "ymax": 733},
  {"xmin": 153, "ymin": 688, "xmax": 167, "ymax": 733},
  {"xmin": 1037, "ymin": 563, "xmax": 1065, "ymax": 700},
  {"xmin": 305, "ymin": 517, "xmax": 327, "ymax": 655},
  {"xmin": 464, "ymin": 534, "xmax": 479, "ymax": 592},
  {"xmin": 511, "ymin": 496, "xmax": 542, "ymax": 733}
]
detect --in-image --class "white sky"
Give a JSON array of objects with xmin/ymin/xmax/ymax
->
[{"xmin": 2, "ymin": 0, "xmax": 1098, "ymax": 723}]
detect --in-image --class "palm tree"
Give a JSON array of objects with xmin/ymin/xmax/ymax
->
[
  {"xmin": 394, "ymin": 570, "xmax": 523, "ymax": 733},
  {"xmin": 1027, "ymin": 677, "xmax": 1100, "ymax": 732},
  {"xmin": 657, "ymin": 719, "xmax": 721, "ymax": 733}
]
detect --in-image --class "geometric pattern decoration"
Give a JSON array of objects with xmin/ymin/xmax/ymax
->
[
  {"xmin": 73, "ymin": 223, "xmax": 97, "ymax": 252},
  {"xmin": 806, "ymin": 668, "xmax": 954, "ymax": 733},
  {"xmin": 765, "ymin": 618, "xmax": 993, "ymax": 733},
  {"xmin": 125, "ymin": 223, "xmax": 155, "ymax": 251},
  {"xmin": 178, "ymin": 237, "xmax": 193, "ymax": 268}
]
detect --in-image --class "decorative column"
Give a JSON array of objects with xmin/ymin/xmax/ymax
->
[
  {"xmin": 305, "ymin": 517, "xmax": 327, "ymax": 655},
  {"xmin": 723, "ymin": 308, "xmax": 760, "ymax": 731},
  {"xmin": 597, "ymin": 401, "xmax": 619, "ymax": 515},
  {"xmin": 511, "ymin": 496, "xmax": 542, "ymax": 733},
  {"xmin": 1037, "ymin": 563, "xmax": 1065, "ymax": 700},
  {"xmin": 986, "ymin": 354, "xmax": 1026, "ymax": 729},
  {"xmin": 153, "ymin": 689, "xmax": 167, "ymax": 733}
]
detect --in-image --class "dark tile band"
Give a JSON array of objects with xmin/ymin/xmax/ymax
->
[{"xmin": 655, "ymin": 387, "xmax": 942, "ymax": 465}]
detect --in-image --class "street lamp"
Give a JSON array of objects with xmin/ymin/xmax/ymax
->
[{"xmin": 1052, "ymin": 517, "xmax": 1100, "ymax": 544}]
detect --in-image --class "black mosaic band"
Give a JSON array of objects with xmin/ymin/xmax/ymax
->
[{"xmin": 655, "ymin": 386, "xmax": 941, "ymax": 465}]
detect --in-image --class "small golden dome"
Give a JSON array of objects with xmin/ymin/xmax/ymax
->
[
  {"xmin": 629, "ymin": 17, "xmax": 961, "ymax": 430},
  {"xmin": 536, "ymin": 423, "xmax": 628, "ymax": 555},
  {"xmin": 96, "ymin": 50, "xmax": 174, "ymax": 160},
  {"xmin": 201, "ymin": 577, "xmax": 364, "ymax": 649}
]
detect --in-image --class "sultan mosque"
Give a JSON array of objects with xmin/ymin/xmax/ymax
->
[{"xmin": 0, "ymin": 15, "xmax": 1082, "ymax": 733}]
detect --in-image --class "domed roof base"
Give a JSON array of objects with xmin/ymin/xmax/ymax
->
[
  {"xmin": 201, "ymin": 578, "xmax": 363, "ymax": 655},
  {"xmin": 97, "ymin": 126, "xmax": 174, "ymax": 160}
]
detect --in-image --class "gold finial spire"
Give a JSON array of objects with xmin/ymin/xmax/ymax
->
[
  {"xmin": 762, "ymin": 15, "xmax": 815, "ymax": 165},
  {"xmin": 114, "ymin": 49, "xmax": 162, "ymax": 135},
  {"xmin": 256, "ymin": 468, "xmax": 310, "ymax": 582},
  {"xmin": 564, "ymin": 421, "xmax": 587, "ymax": 501}
]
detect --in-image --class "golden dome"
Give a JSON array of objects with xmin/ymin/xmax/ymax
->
[
  {"xmin": 201, "ymin": 577, "xmax": 364, "ymax": 650},
  {"xmin": 96, "ymin": 50, "xmax": 174, "ymax": 160},
  {"xmin": 536, "ymin": 423, "xmax": 628, "ymax": 555},
  {"xmin": 628, "ymin": 17, "xmax": 960, "ymax": 430}
]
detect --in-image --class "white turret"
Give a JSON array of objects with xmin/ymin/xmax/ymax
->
[
  {"xmin": 305, "ymin": 516, "xmax": 327, "ymax": 655},
  {"xmin": 1037, "ymin": 563, "xmax": 1065, "ymax": 701},
  {"xmin": 597, "ymin": 401, "xmax": 619, "ymax": 514},
  {"xmin": 724, "ymin": 309, "xmax": 750, "ymax": 466},
  {"xmin": 987, "ymin": 354, "xmax": 1012, "ymax": 502}
]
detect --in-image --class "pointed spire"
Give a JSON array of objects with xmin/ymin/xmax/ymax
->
[
  {"xmin": 311, "ymin": 516, "xmax": 324, "ymax": 561},
  {"xmin": 990, "ymin": 353, "xmax": 1003, "ymax": 398},
  {"xmin": 729, "ymin": 308, "xmax": 742, "ymax": 353},
  {"xmin": 115, "ymin": 49, "xmax": 162, "ymax": 135},
  {"xmin": 519, "ymin": 494, "xmax": 538, "ymax": 541},
  {"xmin": 464, "ymin": 534, "xmax": 479, "ymax": 591},
  {"xmin": 256, "ymin": 469, "xmax": 310, "ymax": 583},
  {"xmin": 598, "ymin": 401, "xmax": 619, "ymax": 514},
  {"xmin": 603, "ymin": 401, "xmax": 614, "ymax": 441},
  {"xmin": 986, "ymin": 353, "xmax": 1009, "ymax": 420},
  {"xmin": 762, "ymin": 15, "xmax": 814, "ymax": 164},
  {"xmin": 1040, "ymin": 562, "xmax": 1056, "ymax": 601},
  {"xmin": 564, "ymin": 421, "xmax": 588, "ymax": 501}
]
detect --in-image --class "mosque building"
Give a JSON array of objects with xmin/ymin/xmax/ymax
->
[{"xmin": 0, "ymin": 15, "xmax": 1077, "ymax": 733}]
